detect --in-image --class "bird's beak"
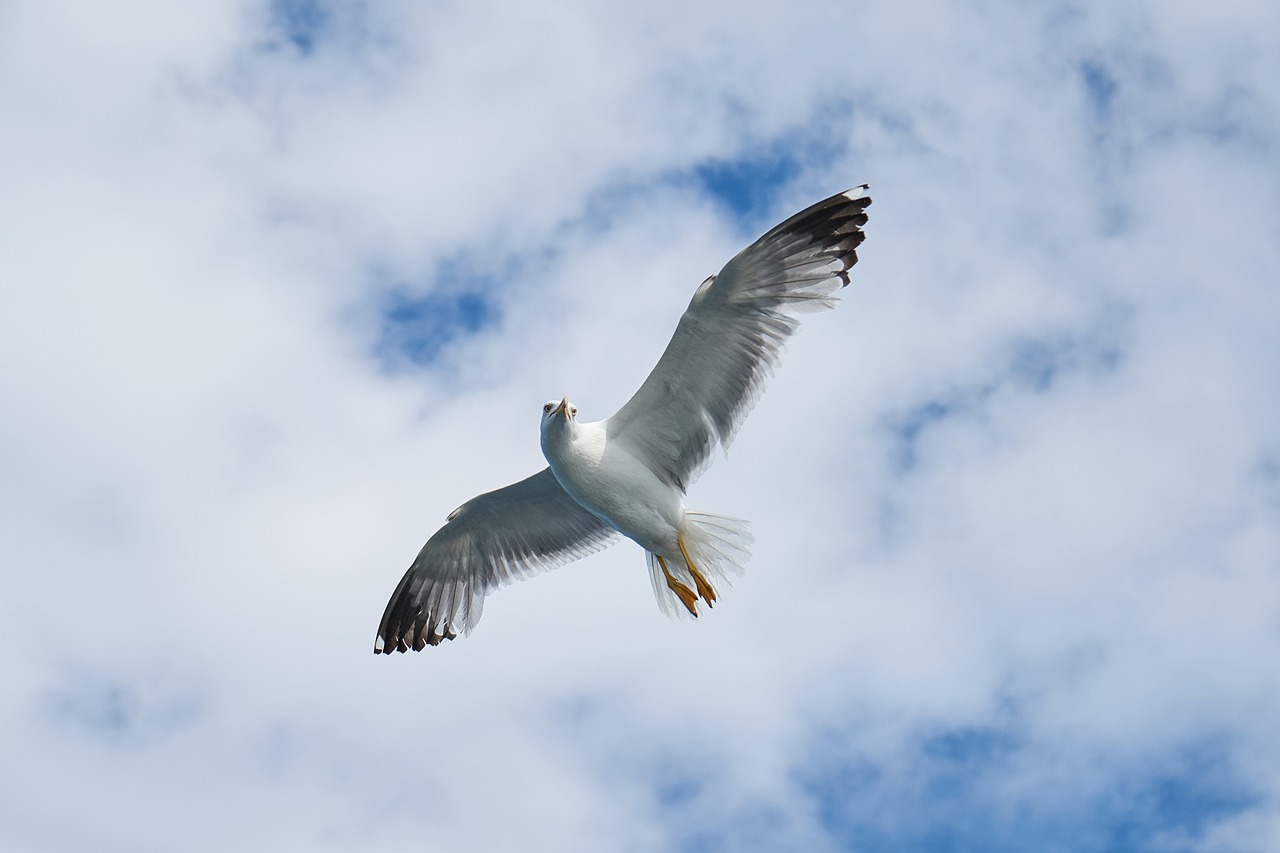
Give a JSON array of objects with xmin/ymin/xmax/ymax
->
[{"xmin": 555, "ymin": 397, "xmax": 569, "ymax": 417}]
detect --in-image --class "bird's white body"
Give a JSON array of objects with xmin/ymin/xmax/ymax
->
[
  {"xmin": 539, "ymin": 395, "xmax": 754, "ymax": 618},
  {"xmin": 540, "ymin": 405, "xmax": 682, "ymax": 558}
]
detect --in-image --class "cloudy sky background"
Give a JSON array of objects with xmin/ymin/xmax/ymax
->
[{"xmin": 2, "ymin": 1, "xmax": 1279, "ymax": 850}]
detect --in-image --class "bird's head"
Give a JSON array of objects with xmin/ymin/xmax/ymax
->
[{"xmin": 540, "ymin": 396, "xmax": 577, "ymax": 429}]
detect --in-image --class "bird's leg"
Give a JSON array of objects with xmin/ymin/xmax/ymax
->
[
  {"xmin": 656, "ymin": 554, "xmax": 699, "ymax": 617},
  {"xmin": 677, "ymin": 534, "xmax": 717, "ymax": 606}
]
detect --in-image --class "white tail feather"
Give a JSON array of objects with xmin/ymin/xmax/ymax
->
[{"xmin": 646, "ymin": 512, "xmax": 754, "ymax": 619}]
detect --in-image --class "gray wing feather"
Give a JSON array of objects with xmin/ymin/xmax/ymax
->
[
  {"xmin": 375, "ymin": 467, "xmax": 619, "ymax": 652},
  {"xmin": 605, "ymin": 187, "xmax": 871, "ymax": 491}
]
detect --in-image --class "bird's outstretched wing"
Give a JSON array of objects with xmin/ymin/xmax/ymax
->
[
  {"xmin": 375, "ymin": 468, "xmax": 619, "ymax": 652},
  {"xmin": 605, "ymin": 186, "xmax": 871, "ymax": 491}
]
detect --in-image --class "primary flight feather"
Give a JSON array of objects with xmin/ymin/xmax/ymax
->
[{"xmin": 375, "ymin": 186, "xmax": 871, "ymax": 652}]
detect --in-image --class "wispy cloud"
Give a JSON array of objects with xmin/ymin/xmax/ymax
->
[{"xmin": 42, "ymin": 665, "xmax": 205, "ymax": 748}]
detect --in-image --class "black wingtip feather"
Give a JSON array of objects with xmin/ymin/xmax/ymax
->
[{"xmin": 753, "ymin": 186, "xmax": 871, "ymax": 257}]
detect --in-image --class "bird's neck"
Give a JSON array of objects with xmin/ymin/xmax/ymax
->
[
  {"xmin": 540, "ymin": 419, "xmax": 572, "ymax": 465},
  {"xmin": 542, "ymin": 420, "xmax": 605, "ymax": 476}
]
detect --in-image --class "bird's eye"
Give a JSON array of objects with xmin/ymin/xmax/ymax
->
[
  {"xmin": 570, "ymin": 406, "xmax": 577, "ymax": 416},
  {"xmin": 544, "ymin": 403, "xmax": 553, "ymax": 413}
]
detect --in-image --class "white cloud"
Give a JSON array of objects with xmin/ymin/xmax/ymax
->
[{"xmin": 1, "ymin": 1, "xmax": 1278, "ymax": 851}]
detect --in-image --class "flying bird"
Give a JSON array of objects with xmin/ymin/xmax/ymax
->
[{"xmin": 375, "ymin": 187, "xmax": 871, "ymax": 652}]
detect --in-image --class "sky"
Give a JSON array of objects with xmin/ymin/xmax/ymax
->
[{"xmin": 1, "ymin": 1, "xmax": 1278, "ymax": 851}]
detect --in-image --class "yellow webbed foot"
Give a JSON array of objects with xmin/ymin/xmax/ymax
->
[
  {"xmin": 677, "ymin": 534, "xmax": 717, "ymax": 606},
  {"xmin": 657, "ymin": 554, "xmax": 700, "ymax": 617}
]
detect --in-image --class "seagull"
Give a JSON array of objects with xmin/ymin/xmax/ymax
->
[{"xmin": 375, "ymin": 186, "xmax": 871, "ymax": 652}]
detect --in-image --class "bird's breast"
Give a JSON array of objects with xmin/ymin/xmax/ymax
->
[
  {"xmin": 543, "ymin": 424, "xmax": 679, "ymax": 550},
  {"xmin": 543, "ymin": 423, "xmax": 610, "ymax": 504}
]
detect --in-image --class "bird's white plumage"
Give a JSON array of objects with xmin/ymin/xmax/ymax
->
[{"xmin": 376, "ymin": 187, "xmax": 871, "ymax": 652}]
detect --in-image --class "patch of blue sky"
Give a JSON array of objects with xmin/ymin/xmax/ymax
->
[
  {"xmin": 689, "ymin": 113, "xmax": 853, "ymax": 226},
  {"xmin": 570, "ymin": 95, "xmax": 860, "ymax": 235},
  {"xmin": 693, "ymin": 152, "xmax": 802, "ymax": 222},
  {"xmin": 555, "ymin": 142, "xmax": 813, "ymax": 246},
  {"xmin": 798, "ymin": 727, "xmax": 1257, "ymax": 853},
  {"xmin": 1106, "ymin": 738, "xmax": 1259, "ymax": 852},
  {"xmin": 1081, "ymin": 61, "xmax": 1119, "ymax": 124},
  {"xmin": 259, "ymin": 0, "xmax": 397, "ymax": 72},
  {"xmin": 370, "ymin": 254, "xmax": 504, "ymax": 372},
  {"xmin": 548, "ymin": 99, "xmax": 865, "ymax": 253},
  {"xmin": 921, "ymin": 724, "xmax": 1023, "ymax": 766},
  {"xmin": 375, "ymin": 289, "xmax": 496, "ymax": 370},
  {"xmin": 654, "ymin": 771, "xmax": 703, "ymax": 811},
  {"xmin": 269, "ymin": 0, "xmax": 330, "ymax": 56}
]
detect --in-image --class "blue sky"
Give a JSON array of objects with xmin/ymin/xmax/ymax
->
[{"xmin": 1, "ymin": 1, "xmax": 1278, "ymax": 851}]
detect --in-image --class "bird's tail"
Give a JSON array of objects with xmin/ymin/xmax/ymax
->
[{"xmin": 646, "ymin": 512, "xmax": 753, "ymax": 619}]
